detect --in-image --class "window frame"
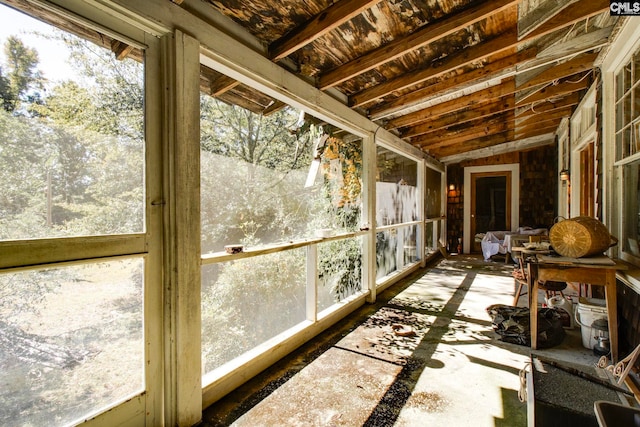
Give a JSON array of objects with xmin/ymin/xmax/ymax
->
[{"xmin": 0, "ymin": 1, "xmax": 166, "ymax": 425}]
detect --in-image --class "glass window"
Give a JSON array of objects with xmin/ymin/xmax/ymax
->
[
  {"xmin": 616, "ymin": 45, "xmax": 640, "ymax": 264},
  {"xmin": 623, "ymin": 161, "xmax": 640, "ymax": 260},
  {"xmin": 0, "ymin": 6, "xmax": 145, "ymax": 240},
  {"xmin": 0, "ymin": 258, "xmax": 144, "ymax": 426}
]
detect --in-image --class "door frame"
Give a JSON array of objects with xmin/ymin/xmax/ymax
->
[{"xmin": 463, "ymin": 164, "xmax": 520, "ymax": 253}]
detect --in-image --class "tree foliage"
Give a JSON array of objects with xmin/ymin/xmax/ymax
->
[
  {"xmin": 0, "ymin": 36, "xmax": 43, "ymax": 113},
  {"xmin": 0, "ymin": 29, "xmax": 365, "ymax": 379}
]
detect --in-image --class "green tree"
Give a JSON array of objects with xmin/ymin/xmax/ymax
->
[{"xmin": 0, "ymin": 36, "xmax": 43, "ymax": 112}]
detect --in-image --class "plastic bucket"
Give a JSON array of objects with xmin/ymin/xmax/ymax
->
[{"xmin": 574, "ymin": 297, "xmax": 608, "ymax": 349}]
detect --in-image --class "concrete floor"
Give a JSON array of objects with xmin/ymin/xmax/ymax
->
[{"xmin": 201, "ymin": 255, "xmax": 603, "ymax": 427}]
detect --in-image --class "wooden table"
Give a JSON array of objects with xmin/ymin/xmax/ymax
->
[{"xmin": 528, "ymin": 254, "xmax": 626, "ymax": 362}]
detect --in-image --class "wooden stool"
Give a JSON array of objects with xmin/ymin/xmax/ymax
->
[
  {"xmin": 538, "ymin": 280, "xmax": 566, "ymax": 299},
  {"xmin": 512, "ymin": 257, "xmax": 528, "ymax": 306}
]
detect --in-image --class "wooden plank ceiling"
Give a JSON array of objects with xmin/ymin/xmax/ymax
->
[
  {"xmin": 10, "ymin": 0, "xmax": 614, "ymax": 163},
  {"xmin": 185, "ymin": 0, "xmax": 617, "ymax": 163}
]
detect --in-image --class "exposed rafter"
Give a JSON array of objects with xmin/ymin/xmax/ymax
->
[
  {"xmin": 269, "ymin": 0, "xmax": 381, "ymax": 61},
  {"xmin": 183, "ymin": 0, "xmax": 616, "ymax": 160},
  {"xmin": 318, "ymin": 0, "xmax": 519, "ymax": 90}
]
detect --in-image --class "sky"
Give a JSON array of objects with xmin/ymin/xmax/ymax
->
[{"xmin": 0, "ymin": 3, "xmax": 76, "ymax": 83}]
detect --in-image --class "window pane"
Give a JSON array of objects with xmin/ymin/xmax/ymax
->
[
  {"xmin": 624, "ymin": 162, "xmax": 640, "ymax": 258},
  {"xmin": 202, "ymin": 249, "xmax": 307, "ymax": 375},
  {"xmin": 318, "ymin": 237, "xmax": 363, "ymax": 313},
  {"xmin": 377, "ymin": 229, "xmax": 398, "ymax": 278},
  {"xmin": 200, "ymin": 72, "xmax": 362, "ymax": 253},
  {"xmin": 0, "ymin": 259, "xmax": 144, "ymax": 426},
  {"xmin": 376, "ymin": 147, "xmax": 418, "ymax": 226},
  {"xmin": 376, "ymin": 224, "xmax": 418, "ymax": 280},
  {"xmin": 425, "ymin": 221, "xmax": 436, "ymax": 255},
  {"xmin": 0, "ymin": 6, "xmax": 145, "ymax": 240}
]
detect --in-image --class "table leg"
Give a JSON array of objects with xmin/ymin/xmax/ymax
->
[
  {"xmin": 529, "ymin": 263, "xmax": 539, "ymax": 349},
  {"xmin": 605, "ymin": 270, "xmax": 618, "ymax": 362}
]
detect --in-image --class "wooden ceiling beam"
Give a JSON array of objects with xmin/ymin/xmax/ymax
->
[
  {"xmin": 414, "ymin": 112, "xmax": 514, "ymax": 150},
  {"xmin": 516, "ymin": 75, "xmax": 590, "ymax": 105},
  {"xmin": 262, "ymin": 100, "xmax": 287, "ymax": 116},
  {"xmin": 402, "ymin": 83, "xmax": 579, "ymax": 141},
  {"xmin": 350, "ymin": 0, "xmax": 606, "ymax": 109},
  {"xmin": 269, "ymin": 0, "xmax": 381, "ymax": 61},
  {"xmin": 401, "ymin": 96, "xmax": 515, "ymax": 138},
  {"xmin": 208, "ymin": 75, "xmax": 241, "ymax": 97},
  {"xmin": 439, "ymin": 133, "xmax": 555, "ymax": 164},
  {"xmin": 351, "ymin": 29, "xmax": 519, "ymax": 107},
  {"xmin": 517, "ymin": 106, "xmax": 574, "ymax": 128},
  {"xmin": 110, "ymin": 39, "xmax": 134, "ymax": 60},
  {"xmin": 428, "ymin": 131, "xmax": 515, "ymax": 158},
  {"xmin": 317, "ymin": 0, "xmax": 520, "ymax": 89},
  {"xmin": 516, "ymin": 92, "xmax": 581, "ymax": 118},
  {"xmin": 385, "ymin": 79, "xmax": 516, "ymax": 129},
  {"xmin": 515, "ymin": 123, "xmax": 561, "ymax": 139},
  {"xmin": 517, "ymin": 120, "xmax": 563, "ymax": 138},
  {"xmin": 369, "ymin": 26, "xmax": 605, "ymax": 121},
  {"xmin": 368, "ymin": 47, "xmax": 536, "ymax": 120},
  {"xmin": 517, "ymin": 52, "xmax": 597, "ymax": 92}
]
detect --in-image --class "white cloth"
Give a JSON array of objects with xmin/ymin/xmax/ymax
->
[
  {"xmin": 481, "ymin": 228, "xmax": 548, "ymax": 260},
  {"xmin": 481, "ymin": 231, "xmax": 507, "ymax": 260}
]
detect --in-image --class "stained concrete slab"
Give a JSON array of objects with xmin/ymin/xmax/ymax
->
[{"xmin": 201, "ymin": 255, "xmax": 604, "ymax": 427}]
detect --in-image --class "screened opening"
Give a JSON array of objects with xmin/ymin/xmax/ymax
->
[
  {"xmin": 0, "ymin": 4, "xmax": 148, "ymax": 425},
  {"xmin": 375, "ymin": 146, "xmax": 419, "ymax": 280},
  {"xmin": 199, "ymin": 63, "xmax": 364, "ymax": 382}
]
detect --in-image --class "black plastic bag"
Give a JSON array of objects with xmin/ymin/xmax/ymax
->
[{"xmin": 486, "ymin": 304, "xmax": 565, "ymax": 348}]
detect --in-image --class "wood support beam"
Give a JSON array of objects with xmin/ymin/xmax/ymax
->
[
  {"xmin": 428, "ymin": 131, "xmax": 514, "ymax": 158},
  {"xmin": 110, "ymin": 39, "xmax": 134, "ymax": 60},
  {"xmin": 350, "ymin": 0, "xmax": 606, "ymax": 109},
  {"xmin": 208, "ymin": 75, "xmax": 241, "ymax": 97},
  {"xmin": 368, "ymin": 48, "xmax": 536, "ymax": 120},
  {"xmin": 515, "ymin": 123, "xmax": 562, "ymax": 140},
  {"xmin": 439, "ymin": 133, "xmax": 555, "ymax": 164},
  {"xmin": 518, "ymin": 0, "xmax": 578, "ymax": 39},
  {"xmin": 350, "ymin": 30, "xmax": 519, "ymax": 107},
  {"xmin": 401, "ymin": 96, "xmax": 515, "ymax": 138},
  {"xmin": 387, "ymin": 79, "xmax": 516, "ymax": 129},
  {"xmin": 415, "ymin": 112, "xmax": 514, "ymax": 149},
  {"xmin": 516, "ymin": 92, "xmax": 581, "ymax": 118},
  {"xmin": 318, "ymin": 0, "xmax": 519, "ymax": 89},
  {"xmin": 525, "ymin": 0, "xmax": 609, "ymax": 40},
  {"xmin": 517, "ymin": 106, "xmax": 574, "ymax": 128},
  {"xmin": 516, "ymin": 75, "xmax": 590, "ymax": 106},
  {"xmin": 517, "ymin": 52, "xmax": 598, "ymax": 92},
  {"xmin": 269, "ymin": 0, "xmax": 381, "ymax": 61}
]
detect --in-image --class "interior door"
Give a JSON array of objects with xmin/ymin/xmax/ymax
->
[{"xmin": 470, "ymin": 172, "xmax": 511, "ymax": 253}]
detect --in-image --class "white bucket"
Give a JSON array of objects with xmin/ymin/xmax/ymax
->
[
  {"xmin": 547, "ymin": 295, "xmax": 573, "ymax": 328},
  {"xmin": 574, "ymin": 297, "xmax": 608, "ymax": 349}
]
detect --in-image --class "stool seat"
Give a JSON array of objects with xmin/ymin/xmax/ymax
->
[{"xmin": 538, "ymin": 280, "xmax": 566, "ymax": 299}]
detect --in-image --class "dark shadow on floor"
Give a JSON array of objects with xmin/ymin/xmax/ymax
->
[
  {"xmin": 361, "ymin": 271, "xmax": 476, "ymax": 426},
  {"xmin": 495, "ymin": 387, "xmax": 528, "ymax": 427},
  {"xmin": 201, "ymin": 262, "xmax": 440, "ymax": 426}
]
